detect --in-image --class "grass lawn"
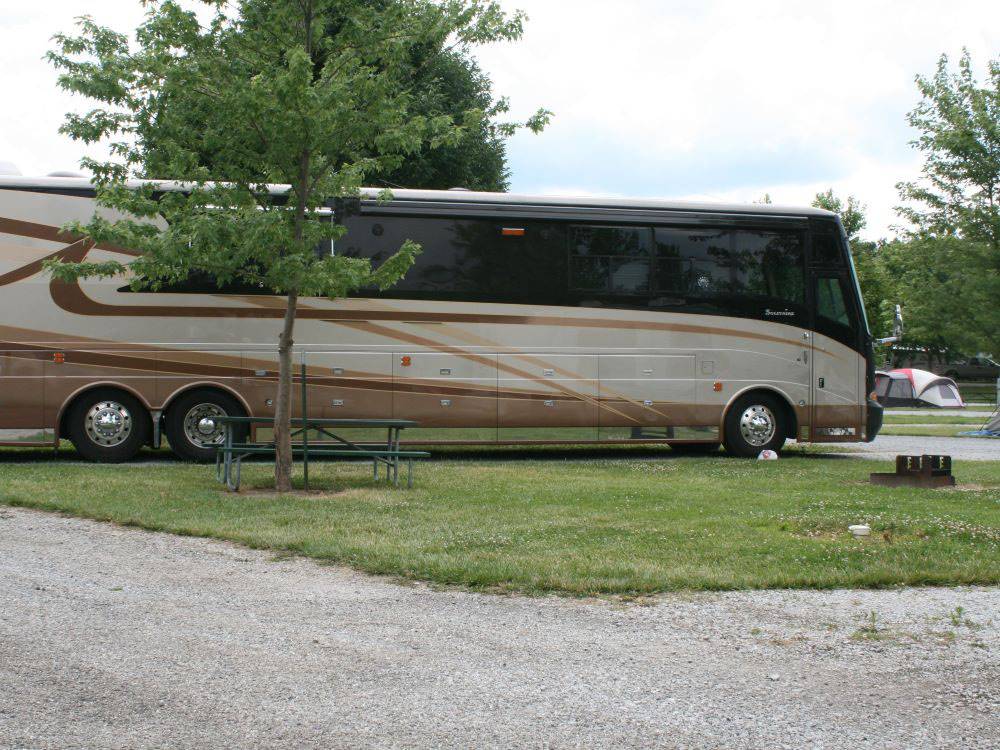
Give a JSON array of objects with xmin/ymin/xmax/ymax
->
[
  {"xmin": 879, "ymin": 425, "xmax": 986, "ymax": 437},
  {"xmin": 2, "ymin": 447, "xmax": 998, "ymax": 596},
  {"xmin": 882, "ymin": 414, "xmax": 987, "ymax": 426}
]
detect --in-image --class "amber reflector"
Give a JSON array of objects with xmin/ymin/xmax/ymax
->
[
  {"xmin": 501, "ymin": 227, "xmax": 525, "ymax": 236},
  {"xmin": 713, "ymin": 381, "xmax": 723, "ymax": 392}
]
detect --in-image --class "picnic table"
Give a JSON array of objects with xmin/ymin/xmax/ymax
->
[{"xmin": 215, "ymin": 416, "xmax": 428, "ymax": 491}]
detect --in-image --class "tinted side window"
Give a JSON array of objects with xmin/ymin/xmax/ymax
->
[
  {"xmin": 816, "ymin": 277, "xmax": 850, "ymax": 325},
  {"xmin": 814, "ymin": 274, "xmax": 859, "ymax": 347},
  {"xmin": 338, "ymin": 214, "xmax": 567, "ymax": 304},
  {"xmin": 569, "ymin": 225, "xmax": 651, "ymax": 296},
  {"xmin": 811, "ymin": 225, "xmax": 844, "ymax": 266},
  {"xmin": 653, "ymin": 227, "xmax": 805, "ymax": 313}
]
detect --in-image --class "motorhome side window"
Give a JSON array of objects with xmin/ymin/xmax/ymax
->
[
  {"xmin": 653, "ymin": 227, "xmax": 805, "ymax": 309},
  {"xmin": 338, "ymin": 214, "xmax": 568, "ymax": 304},
  {"xmin": 811, "ymin": 224, "xmax": 844, "ymax": 266},
  {"xmin": 568, "ymin": 226, "xmax": 651, "ymax": 296},
  {"xmin": 814, "ymin": 274, "xmax": 860, "ymax": 347}
]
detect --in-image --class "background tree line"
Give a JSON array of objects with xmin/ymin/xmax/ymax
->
[{"xmin": 814, "ymin": 51, "xmax": 999, "ymax": 367}]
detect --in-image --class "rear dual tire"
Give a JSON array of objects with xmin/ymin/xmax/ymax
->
[
  {"xmin": 164, "ymin": 390, "xmax": 247, "ymax": 462},
  {"xmin": 66, "ymin": 388, "xmax": 151, "ymax": 463},
  {"xmin": 66, "ymin": 387, "xmax": 248, "ymax": 463}
]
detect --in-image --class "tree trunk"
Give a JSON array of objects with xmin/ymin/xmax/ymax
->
[{"xmin": 274, "ymin": 290, "xmax": 299, "ymax": 492}]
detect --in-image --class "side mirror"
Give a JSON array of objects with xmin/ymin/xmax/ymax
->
[{"xmin": 876, "ymin": 304, "xmax": 903, "ymax": 346}]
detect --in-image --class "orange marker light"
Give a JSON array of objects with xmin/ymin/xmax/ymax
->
[
  {"xmin": 52, "ymin": 352, "xmax": 65, "ymax": 364},
  {"xmin": 501, "ymin": 227, "xmax": 525, "ymax": 237},
  {"xmin": 400, "ymin": 356, "xmax": 412, "ymax": 367},
  {"xmin": 713, "ymin": 381, "xmax": 723, "ymax": 392}
]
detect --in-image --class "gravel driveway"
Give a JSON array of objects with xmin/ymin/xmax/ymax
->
[
  {"xmin": 1, "ymin": 508, "xmax": 997, "ymax": 750},
  {"xmin": 833, "ymin": 434, "xmax": 1000, "ymax": 461}
]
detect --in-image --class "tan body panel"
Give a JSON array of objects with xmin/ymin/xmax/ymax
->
[{"xmin": 0, "ymin": 187, "xmax": 869, "ymax": 447}]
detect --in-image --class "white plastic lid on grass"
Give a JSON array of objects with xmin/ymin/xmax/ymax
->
[{"xmin": 849, "ymin": 524, "xmax": 871, "ymax": 537}]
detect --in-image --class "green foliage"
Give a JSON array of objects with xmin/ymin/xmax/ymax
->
[
  {"xmin": 897, "ymin": 50, "xmax": 1000, "ymax": 250},
  {"xmin": 165, "ymin": 0, "xmax": 539, "ymax": 192},
  {"xmin": 372, "ymin": 43, "xmax": 515, "ymax": 191},
  {"xmin": 889, "ymin": 50, "xmax": 1000, "ymax": 357},
  {"xmin": 832, "ymin": 52, "xmax": 1000, "ymax": 359},
  {"xmin": 45, "ymin": 0, "xmax": 548, "ymax": 299},
  {"xmin": 45, "ymin": 0, "xmax": 549, "ymax": 489},
  {"xmin": 879, "ymin": 236, "xmax": 997, "ymax": 356}
]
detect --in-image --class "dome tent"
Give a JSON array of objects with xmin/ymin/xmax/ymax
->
[{"xmin": 874, "ymin": 368, "xmax": 965, "ymax": 408}]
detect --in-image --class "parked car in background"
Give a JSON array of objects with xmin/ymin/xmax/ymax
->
[
  {"xmin": 890, "ymin": 350, "xmax": 1000, "ymax": 382},
  {"xmin": 939, "ymin": 356, "xmax": 1000, "ymax": 382}
]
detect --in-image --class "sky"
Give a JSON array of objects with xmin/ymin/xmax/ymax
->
[{"xmin": 1, "ymin": 1, "xmax": 997, "ymax": 240}]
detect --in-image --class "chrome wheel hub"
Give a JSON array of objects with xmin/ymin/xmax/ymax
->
[
  {"xmin": 85, "ymin": 401, "xmax": 133, "ymax": 447},
  {"xmin": 183, "ymin": 403, "xmax": 227, "ymax": 448},
  {"xmin": 739, "ymin": 405, "xmax": 776, "ymax": 447}
]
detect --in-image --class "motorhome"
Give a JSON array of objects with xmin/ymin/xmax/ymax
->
[{"xmin": 0, "ymin": 172, "xmax": 884, "ymax": 461}]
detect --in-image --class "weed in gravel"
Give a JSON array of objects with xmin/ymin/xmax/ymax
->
[{"xmin": 852, "ymin": 611, "xmax": 885, "ymax": 641}]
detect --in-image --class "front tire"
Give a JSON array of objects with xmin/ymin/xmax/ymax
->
[
  {"xmin": 67, "ymin": 388, "xmax": 151, "ymax": 463},
  {"xmin": 722, "ymin": 393, "xmax": 788, "ymax": 458},
  {"xmin": 165, "ymin": 390, "xmax": 247, "ymax": 462}
]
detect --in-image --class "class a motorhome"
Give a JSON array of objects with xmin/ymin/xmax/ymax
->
[{"xmin": 0, "ymin": 168, "xmax": 884, "ymax": 461}]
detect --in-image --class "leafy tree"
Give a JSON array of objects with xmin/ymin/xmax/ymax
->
[
  {"xmin": 377, "ymin": 46, "xmax": 511, "ymax": 191},
  {"xmin": 897, "ymin": 50, "xmax": 1000, "ymax": 252},
  {"xmin": 878, "ymin": 237, "xmax": 994, "ymax": 364},
  {"xmin": 46, "ymin": 0, "xmax": 549, "ymax": 490},
  {"xmin": 894, "ymin": 50, "xmax": 1000, "ymax": 358},
  {"xmin": 164, "ymin": 0, "xmax": 516, "ymax": 191}
]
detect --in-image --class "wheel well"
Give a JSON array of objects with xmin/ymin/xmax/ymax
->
[
  {"xmin": 161, "ymin": 384, "xmax": 250, "ymax": 420},
  {"xmin": 723, "ymin": 388, "xmax": 799, "ymax": 441},
  {"xmin": 58, "ymin": 385, "xmax": 152, "ymax": 440}
]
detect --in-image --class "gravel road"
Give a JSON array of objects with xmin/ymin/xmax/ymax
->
[
  {"xmin": 834, "ymin": 434, "xmax": 1000, "ymax": 461},
  {"xmin": 1, "ymin": 508, "xmax": 997, "ymax": 749}
]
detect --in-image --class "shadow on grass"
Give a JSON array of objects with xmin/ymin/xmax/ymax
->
[{"xmin": 0, "ymin": 442, "xmax": 854, "ymax": 465}]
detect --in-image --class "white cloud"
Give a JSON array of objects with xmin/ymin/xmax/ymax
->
[
  {"xmin": 475, "ymin": 0, "xmax": 1000, "ymax": 239},
  {"xmin": 1, "ymin": 1, "xmax": 997, "ymax": 239}
]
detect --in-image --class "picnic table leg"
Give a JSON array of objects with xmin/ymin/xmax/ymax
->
[
  {"xmin": 392, "ymin": 427, "xmax": 400, "ymax": 486},
  {"xmin": 223, "ymin": 424, "xmax": 234, "ymax": 488},
  {"xmin": 389, "ymin": 427, "xmax": 396, "ymax": 485},
  {"xmin": 407, "ymin": 458, "xmax": 413, "ymax": 489},
  {"xmin": 392, "ymin": 427, "xmax": 402, "ymax": 487},
  {"xmin": 228, "ymin": 454, "xmax": 242, "ymax": 492}
]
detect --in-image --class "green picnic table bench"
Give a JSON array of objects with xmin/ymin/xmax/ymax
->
[{"xmin": 215, "ymin": 416, "xmax": 429, "ymax": 491}]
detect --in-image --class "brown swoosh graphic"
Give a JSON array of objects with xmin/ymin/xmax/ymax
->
[{"xmin": 2, "ymin": 217, "xmax": 826, "ymax": 355}]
